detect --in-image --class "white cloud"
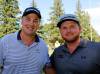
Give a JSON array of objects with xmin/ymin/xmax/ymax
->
[{"xmin": 83, "ymin": 7, "xmax": 100, "ymax": 35}]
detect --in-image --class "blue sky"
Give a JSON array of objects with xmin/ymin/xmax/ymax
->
[{"xmin": 18, "ymin": 0, "xmax": 100, "ymax": 35}]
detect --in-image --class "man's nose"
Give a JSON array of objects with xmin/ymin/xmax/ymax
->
[
  {"xmin": 29, "ymin": 21, "xmax": 35, "ymax": 26},
  {"xmin": 67, "ymin": 28, "xmax": 71, "ymax": 32}
]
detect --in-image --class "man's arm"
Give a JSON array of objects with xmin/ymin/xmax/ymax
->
[
  {"xmin": 44, "ymin": 51, "xmax": 56, "ymax": 74},
  {"xmin": 44, "ymin": 64, "xmax": 56, "ymax": 74}
]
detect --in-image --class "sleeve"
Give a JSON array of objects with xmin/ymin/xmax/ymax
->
[
  {"xmin": 97, "ymin": 43, "xmax": 100, "ymax": 65},
  {"xmin": 44, "ymin": 50, "xmax": 56, "ymax": 74},
  {"xmin": 94, "ymin": 42, "xmax": 100, "ymax": 73},
  {"xmin": 0, "ymin": 40, "xmax": 4, "ymax": 66},
  {"xmin": 40, "ymin": 39, "xmax": 52, "ymax": 68},
  {"xmin": 50, "ymin": 52, "xmax": 55, "ymax": 68},
  {"xmin": 44, "ymin": 47, "xmax": 52, "ymax": 68},
  {"xmin": 0, "ymin": 39, "xmax": 5, "ymax": 73}
]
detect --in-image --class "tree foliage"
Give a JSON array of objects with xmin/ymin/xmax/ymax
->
[
  {"xmin": 76, "ymin": 0, "xmax": 100, "ymax": 42},
  {"xmin": 31, "ymin": 0, "xmax": 37, "ymax": 7},
  {"xmin": 49, "ymin": 0, "xmax": 64, "ymax": 25},
  {"xmin": 38, "ymin": 0, "xmax": 64, "ymax": 49},
  {"xmin": 0, "ymin": 0, "xmax": 20, "ymax": 37}
]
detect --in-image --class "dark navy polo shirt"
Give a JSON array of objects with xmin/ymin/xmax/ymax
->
[{"xmin": 50, "ymin": 39, "xmax": 100, "ymax": 74}]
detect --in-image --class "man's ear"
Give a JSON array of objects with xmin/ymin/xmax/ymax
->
[{"xmin": 19, "ymin": 19, "xmax": 22, "ymax": 28}]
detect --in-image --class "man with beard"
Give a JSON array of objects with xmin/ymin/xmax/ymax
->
[{"xmin": 50, "ymin": 14, "xmax": 100, "ymax": 74}]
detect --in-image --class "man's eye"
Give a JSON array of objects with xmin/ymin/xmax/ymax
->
[{"xmin": 25, "ymin": 18, "xmax": 30, "ymax": 21}]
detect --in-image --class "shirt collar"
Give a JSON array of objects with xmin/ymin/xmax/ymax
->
[
  {"xmin": 62, "ymin": 39, "xmax": 87, "ymax": 52},
  {"xmin": 78, "ymin": 39, "xmax": 87, "ymax": 48},
  {"xmin": 17, "ymin": 30, "xmax": 40, "ymax": 42}
]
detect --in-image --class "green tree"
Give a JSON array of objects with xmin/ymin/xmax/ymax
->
[
  {"xmin": 50, "ymin": 0, "xmax": 64, "ymax": 25},
  {"xmin": 39, "ymin": 23, "xmax": 63, "ymax": 50},
  {"xmin": 31, "ymin": 0, "xmax": 37, "ymax": 7},
  {"xmin": 0, "ymin": 0, "xmax": 20, "ymax": 38},
  {"xmin": 42, "ymin": 0, "xmax": 64, "ymax": 49},
  {"xmin": 76, "ymin": 0, "xmax": 100, "ymax": 42}
]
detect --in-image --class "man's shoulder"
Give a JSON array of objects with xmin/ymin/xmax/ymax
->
[
  {"xmin": 54, "ymin": 45, "xmax": 64, "ymax": 52},
  {"xmin": 38, "ymin": 36, "xmax": 48, "ymax": 48},
  {"xmin": 85, "ymin": 40, "xmax": 100, "ymax": 52},
  {"xmin": 1, "ymin": 32, "xmax": 17, "ymax": 42},
  {"xmin": 87, "ymin": 40, "xmax": 100, "ymax": 46},
  {"xmin": 38, "ymin": 36, "xmax": 46, "ymax": 43}
]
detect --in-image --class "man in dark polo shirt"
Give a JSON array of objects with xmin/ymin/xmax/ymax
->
[{"xmin": 50, "ymin": 14, "xmax": 100, "ymax": 74}]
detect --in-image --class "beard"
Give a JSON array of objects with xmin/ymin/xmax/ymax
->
[{"xmin": 64, "ymin": 34, "xmax": 80, "ymax": 43}]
